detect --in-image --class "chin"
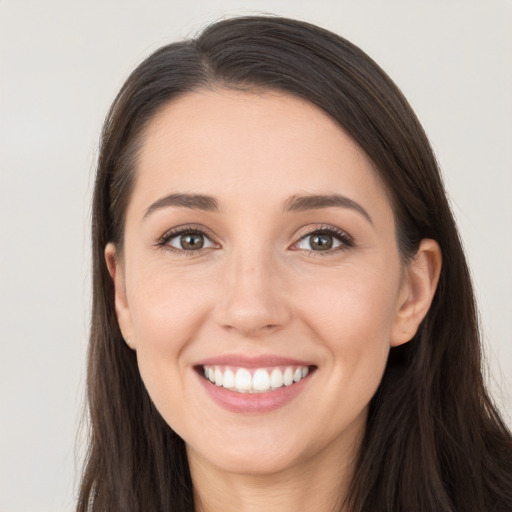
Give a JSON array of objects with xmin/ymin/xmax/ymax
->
[{"xmin": 186, "ymin": 438, "xmax": 308, "ymax": 477}]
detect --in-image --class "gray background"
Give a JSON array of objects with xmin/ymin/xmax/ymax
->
[{"xmin": 1, "ymin": 1, "xmax": 511, "ymax": 510}]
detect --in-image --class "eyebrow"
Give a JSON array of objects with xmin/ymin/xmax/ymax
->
[
  {"xmin": 143, "ymin": 192, "xmax": 372, "ymax": 225},
  {"xmin": 143, "ymin": 193, "xmax": 219, "ymax": 219},
  {"xmin": 283, "ymin": 193, "xmax": 373, "ymax": 224}
]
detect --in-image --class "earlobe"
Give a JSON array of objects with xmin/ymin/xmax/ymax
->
[
  {"xmin": 390, "ymin": 239, "xmax": 442, "ymax": 347},
  {"xmin": 105, "ymin": 243, "xmax": 136, "ymax": 350}
]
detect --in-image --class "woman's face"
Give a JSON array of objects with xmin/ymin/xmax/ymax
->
[{"xmin": 108, "ymin": 89, "xmax": 427, "ymax": 477}]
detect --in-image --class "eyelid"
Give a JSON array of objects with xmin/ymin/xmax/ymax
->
[
  {"xmin": 290, "ymin": 224, "xmax": 354, "ymax": 252},
  {"xmin": 156, "ymin": 224, "xmax": 221, "ymax": 252}
]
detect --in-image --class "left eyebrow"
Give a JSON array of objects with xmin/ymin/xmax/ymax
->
[{"xmin": 282, "ymin": 193, "xmax": 373, "ymax": 225}]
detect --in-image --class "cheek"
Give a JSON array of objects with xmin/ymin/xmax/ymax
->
[
  {"xmin": 292, "ymin": 262, "xmax": 400, "ymax": 402},
  {"xmin": 127, "ymin": 260, "xmax": 214, "ymax": 351},
  {"xmin": 301, "ymin": 268, "xmax": 398, "ymax": 418},
  {"xmin": 123, "ymin": 265, "xmax": 211, "ymax": 412},
  {"xmin": 295, "ymin": 263, "xmax": 400, "ymax": 346},
  {"xmin": 124, "ymin": 259, "xmax": 225, "ymax": 423},
  {"xmin": 126, "ymin": 273, "xmax": 204, "ymax": 429}
]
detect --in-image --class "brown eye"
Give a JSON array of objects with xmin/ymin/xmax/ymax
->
[
  {"xmin": 180, "ymin": 233, "xmax": 204, "ymax": 250},
  {"xmin": 293, "ymin": 228, "xmax": 350, "ymax": 253},
  {"xmin": 167, "ymin": 231, "xmax": 215, "ymax": 251},
  {"xmin": 309, "ymin": 234, "xmax": 333, "ymax": 251}
]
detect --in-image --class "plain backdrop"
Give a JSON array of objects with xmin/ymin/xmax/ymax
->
[{"xmin": 1, "ymin": 1, "xmax": 511, "ymax": 511}]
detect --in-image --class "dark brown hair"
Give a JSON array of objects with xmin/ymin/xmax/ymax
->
[{"xmin": 78, "ymin": 15, "xmax": 512, "ymax": 512}]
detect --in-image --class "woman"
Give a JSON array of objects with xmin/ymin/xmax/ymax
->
[{"xmin": 77, "ymin": 15, "xmax": 512, "ymax": 512}]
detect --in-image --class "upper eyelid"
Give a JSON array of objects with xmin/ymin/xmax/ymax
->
[
  {"xmin": 293, "ymin": 224, "xmax": 353, "ymax": 241},
  {"xmin": 159, "ymin": 224, "xmax": 217, "ymax": 241}
]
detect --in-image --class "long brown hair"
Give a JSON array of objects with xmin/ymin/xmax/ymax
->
[{"xmin": 78, "ymin": 15, "xmax": 512, "ymax": 512}]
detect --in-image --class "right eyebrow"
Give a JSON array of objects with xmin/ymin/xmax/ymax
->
[{"xmin": 143, "ymin": 193, "xmax": 219, "ymax": 219}]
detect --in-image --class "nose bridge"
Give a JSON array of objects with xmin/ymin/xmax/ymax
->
[{"xmin": 216, "ymin": 243, "xmax": 290, "ymax": 336}]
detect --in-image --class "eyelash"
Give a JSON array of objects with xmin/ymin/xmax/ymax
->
[
  {"xmin": 156, "ymin": 225, "xmax": 218, "ymax": 255},
  {"xmin": 293, "ymin": 225, "xmax": 354, "ymax": 255},
  {"xmin": 156, "ymin": 224, "xmax": 354, "ymax": 256}
]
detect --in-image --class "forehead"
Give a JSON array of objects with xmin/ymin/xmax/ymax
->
[{"xmin": 131, "ymin": 88, "xmax": 391, "ymax": 220}]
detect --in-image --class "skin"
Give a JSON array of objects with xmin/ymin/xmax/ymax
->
[{"xmin": 106, "ymin": 89, "xmax": 441, "ymax": 512}]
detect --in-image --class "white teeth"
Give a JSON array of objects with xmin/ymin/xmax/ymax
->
[
  {"xmin": 223, "ymin": 369, "xmax": 235, "ymax": 388},
  {"xmin": 202, "ymin": 364, "xmax": 311, "ymax": 393},
  {"xmin": 253, "ymin": 369, "xmax": 271, "ymax": 391},
  {"xmin": 283, "ymin": 367, "xmax": 294, "ymax": 386},
  {"xmin": 214, "ymin": 367, "xmax": 223, "ymax": 386},
  {"xmin": 235, "ymin": 368, "xmax": 252, "ymax": 391},
  {"xmin": 270, "ymin": 367, "xmax": 284, "ymax": 389}
]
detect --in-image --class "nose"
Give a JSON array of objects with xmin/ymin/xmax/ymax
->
[{"xmin": 214, "ymin": 249, "xmax": 292, "ymax": 338}]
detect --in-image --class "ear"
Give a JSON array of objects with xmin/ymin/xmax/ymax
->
[
  {"xmin": 105, "ymin": 242, "xmax": 136, "ymax": 350},
  {"xmin": 390, "ymin": 239, "xmax": 442, "ymax": 347}
]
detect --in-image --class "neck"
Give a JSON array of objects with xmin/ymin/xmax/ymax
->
[{"xmin": 188, "ymin": 431, "xmax": 361, "ymax": 512}]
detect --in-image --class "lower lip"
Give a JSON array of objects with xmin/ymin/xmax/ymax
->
[{"xmin": 196, "ymin": 371, "xmax": 312, "ymax": 414}]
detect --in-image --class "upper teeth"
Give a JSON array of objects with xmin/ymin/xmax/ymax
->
[{"xmin": 203, "ymin": 365, "xmax": 310, "ymax": 393}]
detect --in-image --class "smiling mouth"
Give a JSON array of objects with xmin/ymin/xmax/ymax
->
[{"xmin": 198, "ymin": 365, "xmax": 314, "ymax": 394}]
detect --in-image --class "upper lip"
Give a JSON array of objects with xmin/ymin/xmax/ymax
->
[{"xmin": 195, "ymin": 354, "xmax": 314, "ymax": 368}]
